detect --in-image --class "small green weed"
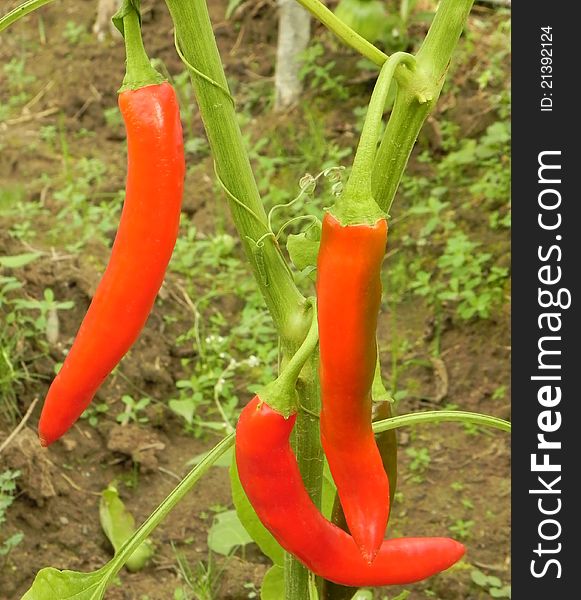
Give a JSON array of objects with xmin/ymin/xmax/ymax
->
[
  {"xmin": 448, "ymin": 519, "xmax": 474, "ymax": 540},
  {"xmin": 299, "ymin": 42, "xmax": 349, "ymax": 101},
  {"xmin": 172, "ymin": 545, "xmax": 224, "ymax": 600},
  {"xmin": 0, "ymin": 470, "xmax": 23, "ymax": 557},
  {"xmin": 471, "ymin": 569, "xmax": 511, "ymax": 598},
  {"xmin": 81, "ymin": 401, "xmax": 110, "ymax": 427},
  {"xmin": 116, "ymin": 395, "xmax": 151, "ymax": 425},
  {"xmin": 405, "ymin": 447, "xmax": 431, "ymax": 476},
  {"xmin": 62, "ymin": 21, "xmax": 86, "ymax": 45}
]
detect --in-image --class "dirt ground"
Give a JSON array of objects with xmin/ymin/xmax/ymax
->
[{"xmin": 0, "ymin": 1, "xmax": 510, "ymax": 599}]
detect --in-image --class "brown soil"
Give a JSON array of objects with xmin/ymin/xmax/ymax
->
[{"xmin": 0, "ymin": 1, "xmax": 510, "ymax": 599}]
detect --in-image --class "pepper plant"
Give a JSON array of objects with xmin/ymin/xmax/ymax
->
[{"xmin": 0, "ymin": 0, "xmax": 511, "ymax": 598}]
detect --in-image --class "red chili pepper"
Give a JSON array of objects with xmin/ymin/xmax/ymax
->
[
  {"xmin": 38, "ymin": 81, "xmax": 184, "ymax": 446},
  {"xmin": 316, "ymin": 211, "xmax": 390, "ymax": 561},
  {"xmin": 236, "ymin": 396, "xmax": 465, "ymax": 586}
]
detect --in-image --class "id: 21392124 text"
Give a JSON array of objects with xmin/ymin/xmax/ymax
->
[{"xmin": 540, "ymin": 26, "xmax": 553, "ymax": 112}]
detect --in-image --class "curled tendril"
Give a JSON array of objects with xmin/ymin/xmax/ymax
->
[
  {"xmin": 299, "ymin": 173, "xmax": 317, "ymax": 195},
  {"xmin": 276, "ymin": 215, "xmax": 320, "ymax": 241},
  {"xmin": 268, "ymin": 165, "xmax": 345, "ymax": 234},
  {"xmin": 173, "ymin": 31, "xmax": 235, "ymax": 108},
  {"xmin": 323, "ymin": 166, "xmax": 345, "ymax": 183},
  {"xmin": 253, "ymin": 231, "xmax": 277, "ymax": 247},
  {"xmin": 331, "ymin": 181, "xmax": 344, "ymax": 196},
  {"xmin": 213, "ymin": 162, "xmax": 269, "ymax": 234}
]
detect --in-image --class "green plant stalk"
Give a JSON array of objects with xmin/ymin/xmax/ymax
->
[
  {"xmin": 373, "ymin": 410, "xmax": 511, "ymax": 434},
  {"xmin": 163, "ymin": 2, "xmax": 319, "ymax": 595},
  {"xmin": 346, "ymin": 53, "xmax": 416, "ymax": 200},
  {"xmin": 416, "ymin": 0, "xmax": 475, "ymax": 80},
  {"xmin": 294, "ymin": 0, "xmax": 388, "ymax": 67},
  {"xmin": 164, "ymin": 0, "xmax": 307, "ymax": 343},
  {"xmin": 261, "ymin": 300, "xmax": 318, "ymax": 416},
  {"xmin": 372, "ymin": 0, "xmax": 475, "ymax": 213},
  {"xmin": 372, "ymin": 86, "xmax": 433, "ymax": 214},
  {"xmin": 285, "ymin": 352, "xmax": 323, "ymax": 598},
  {"xmin": 292, "ymin": 0, "xmax": 418, "ymax": 91},
  {"xmin": 0, "ymin": 0, "xmax": 55, "ymax": 32},
  {"xmin": 269, "ymin": 302, "xmax": 321, "ymax": 598}
]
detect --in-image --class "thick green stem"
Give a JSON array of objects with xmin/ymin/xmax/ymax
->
[
  {"xmin": 164, "ymin": 0, "xmax": 307, "ymax": 342},
  {"xmin": 163, "ymin": 4, "xmax": 319, "ymax": 595},
  {"xmin": 416, "ymin": 0, "xmax": 475, "ymax": 81},
  {"xmin": 372, "ymin": 0, "xmax": 475, "ymax": 213},
  {"xmin": 261, "ymin": 302, "xmax": 319, "ymax": 417},
  {"xmin": 286, "ymin": 350, "xmax": 323, "ymax": 599},
  {"xmin": 371, "ymin": 88, "xmax": 433, "ymax": 214},
  {"xmin": 274, "ymin": 305, "xmax": 322, "ymax": 599},
  {"xmin": 296, "ymin": 0, "xmax": 473, "ymax": 215}
]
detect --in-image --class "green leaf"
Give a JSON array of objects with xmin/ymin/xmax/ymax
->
[
  {"xmin": 169, "ymin": 398, "xmax": 195, "ymax": 425},
  {"xmin": 287, "ymin": 232, "xmax": 320, "ymax": 271},
  {"xmin": 207, "ymin": 509, "xmax": 252, "ymax": 555},
  {"xmin": 0, "ymin": 532, "xmax": 23, "ymax": 556},
  {"xmin": 21, "ymin": 566, "xmax": 110, "ymax": 600},
  {"xmin": 0, "ymin": 252, "xmax": 41, "ymax": 268},
  {"xmin": 230, "ymin": 457, "xmax": 284, "ymax": 565},
  {"xmin": 321, "ymin": 459, "xmax": 337, "ymax": 519},
  {"xmin": 99, "ymin": 486, "xmax": 153, "ymax": 572},
  {"xmin": 372, "ymin": 356, "xmax": 393, "ymax": 404},
  {"xmin": 260, "ymin": 565, "xmax": 284, "ymax": 600},
  {"xmin": 470, "ymin": 569, "xmax": 488, "ymax": 587}
]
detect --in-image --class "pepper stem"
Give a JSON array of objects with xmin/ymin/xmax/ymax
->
[
  {"xmin": 332, "ymin": 52, "xmax": 416, "ymax": 225},
  {"xmin": 115, "ymin": 0, "xmax": 164, "ymax": 92},
  {"xmin": 260, "ymin": 301, "xmax": 319, "ymax": 417}
]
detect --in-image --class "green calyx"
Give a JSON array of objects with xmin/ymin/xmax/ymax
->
[
  {"xmin": 259, "ymin": 301, "xmax": 319, "ymax": 418},
  {"xmin": 331, "ymin": 52, "xmax": 416, "ymax": 226},
  {"xmin": 329, "ymin": 194, "xmax": 385, "ymax": 227},
  {"xmin": 115, "ymin": 0, "xmax": 164, "ymax": 92}
]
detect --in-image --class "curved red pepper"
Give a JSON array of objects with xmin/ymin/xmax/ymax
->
[
  {"xmin": 316, "ymin": 211, "xmax": 390, "ymax": 562},
  {"xmin": 236, "ymin": 396, "xmax": 464, "ymax": 586},
  {"xmin": 38, "ymin": 82, "xmax": 184, "ymax": 446}
]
